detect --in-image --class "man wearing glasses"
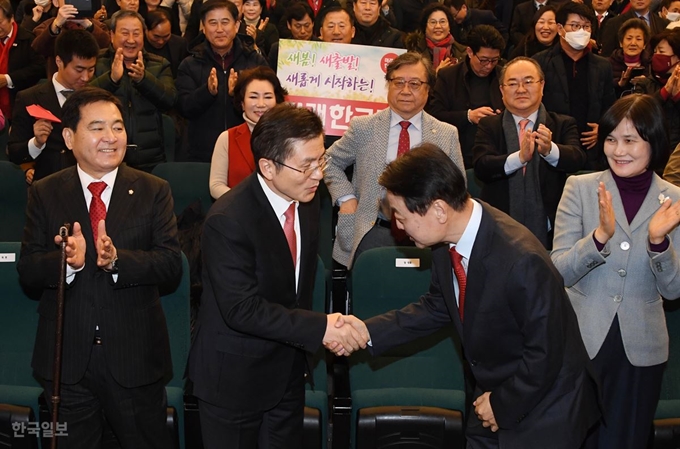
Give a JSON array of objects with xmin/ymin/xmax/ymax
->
[
  {"xmin": 472, "ymin": 57, "xmax": 586, "ymax": 249},
  {"xmin": 188, "ymin": 103, "xmax": 370, "ymax": 448},
  {"xmin": 324, "ymin": 51, "xmax": 465, "ymax": 269},
  {"xmin": 533, "ymin": 2, "xmax": 615, "ymax": 170},
  {"xmin": 428, "ymin": 25, "xmax": 506, "ymax": 168}
]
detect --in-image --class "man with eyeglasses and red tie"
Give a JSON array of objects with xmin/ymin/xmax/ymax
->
[
  {"xmin": 324, "ymin": 51, "xmax": 465, "ymax": 269},
  {"xmin": 472, "ymin": 56, "xmax": 586, "ymax": 250}
]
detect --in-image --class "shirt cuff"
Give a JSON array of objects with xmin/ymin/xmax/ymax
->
[
  {"xmin": 337, "ymin": 194, "xmax": 357, "ymax": 206},
  {"xmin": 540, "ymin": 142, "xmax": 560, "ymax": 166},
  {"xmin": 650, "ymin": 236, "xmax": 670, "ymax": 253},
  {"xmin": 5, "ymin": 74, "xmax": 14, "ymax": 89},
  {"xmin": 504, "ymin": 151, "xmax": 525, "ymax": 175},
  {"xmin": 28, "ymin": 137, "xmax": 47, "ymax": 159},
  {"xmin": 66, "ymin": 263, "xmax": 85, "ymax": 284}
]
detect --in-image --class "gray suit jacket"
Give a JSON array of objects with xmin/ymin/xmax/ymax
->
[
  {"xmin": 324, "ymin": 108, "xmax": 464, "ymax": 267},
  {"xmin": 551, "ymin": 170, "xmax": 680, "ymax": 366}
]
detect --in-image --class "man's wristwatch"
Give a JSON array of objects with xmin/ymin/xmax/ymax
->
[{"xmin": 103, "ymin": 255, "xmax": 119, "ymax": 273}]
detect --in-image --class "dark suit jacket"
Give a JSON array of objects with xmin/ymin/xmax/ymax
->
[
  {"xmin": 600, "ymin": 10, "xmax": 669, "ymax": 57},
  {"xmin": 427, "ymin": 58, "xmax": 504, "ymax": 168},
  {"xmin": 7, "ymin": 26, "xmax": 45, "ymax": 112},
  {"xmin": 593, "ymin": 10, "xmax": 617, "ymax": 52},
  {"xmin": 452, "ymin": 8, "xmax": 508, "ymax": 46},
  {"xmin": 471, "ymin": 110, "xmax": 586, "ymax": 230},
  {"xmin": 510, "ymin": 0, "xmax": 548, "ymax": 46},
  {"xmin": 365, "ymin": 203, "xmax": 600, "ymax": 448},
  {"xmin": 187, "ymin": 173, "xmax": 327, "ymax": 411},
  {"xmin": 533, "ymin": 44, "xmax": 616, "ymax": 138},
  {"xmin": 144, "ymin": 34, "xmax": 189, "ymax": 79},
  {"xmin": 8, "ymin": 81, "xmax": 74, "ymax": 182},
  {"xmin": 18, "ymin": 164, "xmax": 182, "ymax": 388}
]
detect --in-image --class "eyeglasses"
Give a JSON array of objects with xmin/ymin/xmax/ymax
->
[
  {"xmin": 427, "ymin": 19, "xmax": 449, "ymax": 27},
  {"xmin": 387, "ymin": 78, "xmax": 428, "ymax": 91},
  {"xmin": 501, "ymin": 78, "xmax": 544, "ymax": 90},
  {"xmin": 564, "ymin": 22, "xmax": 592, "ymax": 31},
  {"xmin": 474, "ymin": 54, "xmax": 500, "ymax": 66},
  {"xmin": 273, "ymin": 155, "xmax": 331, "ymax": 177}
]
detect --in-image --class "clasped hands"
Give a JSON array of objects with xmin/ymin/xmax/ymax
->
[
  {"xmin": 518, "ymin": 123, "xmax": 553, "ymax": 164},
  {"xmin": 53, "ymin": 220, "xmax": 118, "ymax": 272},
  {"xmin": 323, "ymin": 313, "xmax": 370, "ymax": 356}
]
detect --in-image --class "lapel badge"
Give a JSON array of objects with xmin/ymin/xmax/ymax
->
[
  {"xmin": 659, "ymin": 194, "xmax": 670, "ymax": 205},
  {"xmin": 129, "ymin": 189, "xmax": 134, "ymax": 195}
]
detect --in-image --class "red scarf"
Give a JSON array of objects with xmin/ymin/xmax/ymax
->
[
  {"xmin": 0, "ymin": 21, "xmax": 17, "ymax": 119},
  {"xmin": 426, "ymin": 34, "xmax": 453, "ymax": 69}
]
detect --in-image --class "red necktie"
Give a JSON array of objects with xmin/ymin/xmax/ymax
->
[
  {"xmin": 598, "ymin": 14, "xmax": 604, "ymax": 25},
  {"xmin": 88, "ymin": 181, "xmax": 107, "ymax": 242},
  {"xmin": 449, "ymin": 247, "xmax": 467, "ymax": 322},
  {"xmin": 519, "ymin": 119, "xmax": 530, "ymax": 176},
  {"xmin": 283, "ymin": 202, "xmax": 297, "ymax": 267},
  {"xmin": 396, "ymin": 121, "xmax": 411, "ymax": 158}
]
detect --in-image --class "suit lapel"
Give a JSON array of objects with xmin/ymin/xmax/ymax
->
[
  {"xmin": 601, "ymin": 170, "xmax": 633, "ymax": 240},
  {"xmin": 463, "ymin": 206, "xmax": 494, "ymax": 340},
  {"xmin": 550, "ymin": 47, "xmax": 570, "ymax": 99},
  {"xmin": 42, "ymin": 82, "xmax": 63, "ymax": 117},
  {"xmin": 58, "ymin": 167, "xmax": 96, "ymax": 264},
  {"xmin": 105, "ymin": 165, "xmax": 138, "ymax": 240},
  {"xmin": 629, "ymin": 173, "xmax": 666, "ymax": 233}
]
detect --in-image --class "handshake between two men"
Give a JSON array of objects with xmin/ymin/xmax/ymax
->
[{"xmin": 323, "ymin": 313, "xmax": 370, "ymax": 356}]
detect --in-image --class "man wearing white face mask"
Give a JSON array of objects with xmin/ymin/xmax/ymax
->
[{"xmin": 533, "ymin": 1, "xmax": 616, "ymax": 171}]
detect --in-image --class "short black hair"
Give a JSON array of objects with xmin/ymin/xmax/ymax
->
[
  {"xmin": 61, "ymin": 87, "xmax": 124, "ymax": 131},
  {"xmin": 419, "ymin": 3, "xmax": 454, "ymax": 35},
  {"xmin": 467, "ymin": 24, "xmax": 506, "ymax": 53},
  {"xmin": 385, "ymin": 52, "xmax": 436, "ymax": 90},
  {"xmin": 55, "ymin": 29, "xmax": 99, "ymax": 66},
  {"xmin": 110, "ymin": 9, "xmax": 147, "ymax": 32},
  {"xmin": 379, "ymin": 143, "xmax": 469, "ymax": 215},
  {"xmin": 285, "ymin": 2, "xmax": 314, "ymax": 24},
  {"xmin": 617, "ymin": 18, "xmax": 650, "ymax": 45},
  {"xmin": 251, "ymin": 104, "xmax": 324, "ymax": 174},
  {"xmin": 200, "ymin": 0, "xmax": 238, "ymax": 23},
  {"xmin": 443, "ymin": 0, "xmax": 466, "ymax": 12},
  {"xmin": 526, "ymin": 5, "xmax": 557, "ymax": 45},
  {"xmin": 555, "ymin": 1, "xmax": 596, "ymax": 27},
  {"xmin": 233, "ymin": 66, "xmax": 288, "ymax": 111},
  {"xmin": 598, "ymin": 94, "xmax": 669, "ymax": 172},
  {"xmin": 0, "ymin": 0, "xmax": 12, "ymax": 19},
  {"xmin": 500, "ymin": 56, "xmax": 544, "ymax": 83},
  {"xmin": 145, "ymin": 8, "xmax": 172, "ymax": 30}
]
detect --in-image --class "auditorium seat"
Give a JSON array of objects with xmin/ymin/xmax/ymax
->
[
  {"xmin": 0, "ymin": 242, "xmax": 43, "ymax": 421},
  {"xmin": 152, "ymin": 162, "xmax": 213, "ymax": 217},
  {"xmin": 0, "ymin": 162, "xmax": 28, "ymax": 241},
  {"xmin": 348, "ymin": 246, "xmax": 466, "ymax": 449},
  {"xmin": 653, "ymin": 300, "xmax": 680, "ymax": 448},
  {"xmin": 305, "ymin": 255, "xmax": 330, "ymax": 449},
  {"xmin": 161, "ymin": 252, "xmax": 191, "ymax": 449}
]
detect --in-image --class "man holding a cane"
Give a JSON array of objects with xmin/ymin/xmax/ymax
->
[{"xmin": 17, "ymin": 86, "xmax": 181, "ymax": 449}]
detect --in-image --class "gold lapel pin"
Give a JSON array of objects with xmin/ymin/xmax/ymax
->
[{"xmin": 129, "ymin": 189, "xmax": 134, "ymax": 195}]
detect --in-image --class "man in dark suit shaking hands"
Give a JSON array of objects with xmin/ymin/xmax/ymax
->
[
  {"xmin": 18, "ymin": 86, "xmax": 182, "ymax": 448},
  {"xmin": 188, "ymin": 103, "xmax": 369, "ymax": 449},
  {"xmin": 337, "ymin": 144, "xmax": 600, "ymax": 448}
]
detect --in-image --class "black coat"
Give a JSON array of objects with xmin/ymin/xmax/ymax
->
[
  {"xmin": 452, "ymin": 8, "xmax": 508, "ymax": 46},
  {"xmin": 427, "ymin": 58, "xmax": 504, "ymax": 168},
  {"xmin": 176, "ymin": 38, "xmax": 267, "ymax": 162},
  {"xmin": 352, "ymin": 16, "xmax": 404, "ymax": 48},
  {"xmin": 7, "ymin": 26, "xmax": 45, "ymax": 114},
  {"xmin": 144, "ymin": 34, "xmax": 190, "ymax": 79}
]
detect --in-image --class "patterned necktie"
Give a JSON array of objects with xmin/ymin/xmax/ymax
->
[
  {"xmin": 597, "ymin": 14, "xmax": 604, "ymax": 25},
  {"xmin": 519, "ymin": 119, "xmax": 530, "ymax": 175},
  {"xmin": 397, "ymin": 121, "xmax": 411, "ymax": 158},
  {"xmin": 283, "ymin": 202, "xmax": 297, "ymax": 267},
  {"xmin": 449, "ymin": 247, "xmax": 467, "ymax": 322},
  {"xmin": 61, "ymin": 89, "xmax": 74, "ymax": 99},
  {"xmin": 88, "ymin": 182, "xmax": 107, "ymax": 242}
]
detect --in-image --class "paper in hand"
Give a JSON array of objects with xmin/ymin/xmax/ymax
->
[{"xmin": 26, "ymin": 104, "xmax": 61, "ymax": 123}]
